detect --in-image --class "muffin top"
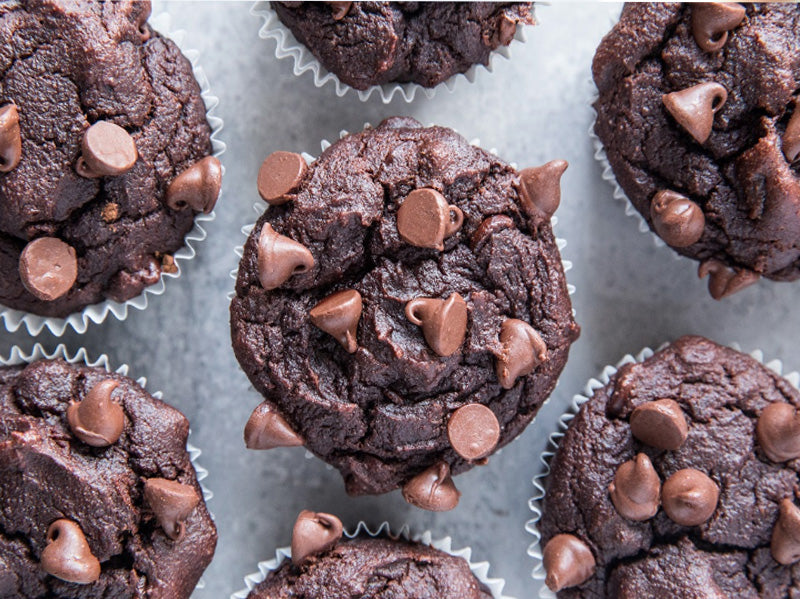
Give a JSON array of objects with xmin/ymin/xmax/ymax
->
[
  {"xmin": 593, "ymin": 3, "xmax": 800, "ymax": 299},
  {"xmin": 0, "ymin": 358, "xmax": 217, "ymax": 598},
  {"xmin": 0, "ymin": 0, "xmax": 221, "ymax": 317},
  {"xmin": 539, "ymin": 336, "xmax": 800, "ymax": 597},
  {"xmin": 231, "ymin": 117, "xmax": 578, "ymax": 504},
  {"xmin": 272, "ymin": 2, "xmax": 534, "ymax": 90}
]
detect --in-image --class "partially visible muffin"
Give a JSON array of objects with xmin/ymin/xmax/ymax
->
[{"xmin": 0, "ymin": 358, "xmax": 217, "ymax": 598}]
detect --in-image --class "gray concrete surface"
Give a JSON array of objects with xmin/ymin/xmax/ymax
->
[{"xmin": 3, "ymin": 2, "xmax": 799, "ymax": 597}]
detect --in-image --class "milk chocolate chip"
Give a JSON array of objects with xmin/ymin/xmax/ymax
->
[
  {"xmin": 609, "ymin": 453, "xmax": 661, "ymax": 521},
  {"xmin": 309, "ymin": 289, "xmax": 362, "ymax": 353},
  {"xmin": 757, "ymin": 402, "xmax": 800, "ymax": 463},
  {"xmin": 257, "ymin": 223, "xmax": 314, "ymax": 290},
  {"xmin": 291, "ymin": 510, "xmax": 343, "ymax": 565},
  {"xmin": 662, "ymin": 469, "xmax": 719, "ymax": 526},
  {"xmin": 76, "ymin": 121, "xmax": 138, "ymax": 178},
  {"xmin": 698, "ymin": 259, "xmax": 759, "ymax": 300},
  {"xmin": 0, "ymin": 103, "xmax": 21, "ymax": 172},
  {"xmin": 40, "ymin": 520, "xmax": 101, "ymax": 584},
  {"xmin": 783, "ymin": 106, "xmax": 800, "ymax": 163},
  {"xmin": 396, "ymin": 188, "xmax": 463, "ymax": 251},
  {"xmin": 495, "ymin": 319, "xmax": 548, "ymax": 389},
  {"xmin": 144, "ymin": 478, "xmax": 200, "ymax": 541},
  {"xmin": 405, "ymin": 293, "xmax": 468, "ymax": 357},
  {"xmin": 257, "ymin": 151, "xmax": 307, "ymax": 205},
  {"xmin": 650, "ymin": 190, "xmax": 705, "ymax": 247},
  {"xmin": 630, "ymin": 399, "xmax": 688, "ymax": 451},
  {"xmin": 244, "ymin": 402, "xmax": 304, "ymax": 450},
  {"xmin": 66, "ymin": 379, "xmax": 124, "ymax": 447},
  {"xmin": 662, "ymin": 82, "xmax": 728, "ymax": 144},
  {"xmin": 402, "ymin": 462, "xmax": 460, "ymax": 512},
  {"xmin": 166, "ymin": 156, "xmax": 222, "ymax": 213},
  {"xmin": 771, "ymin": 499, "xmax": 800, "ymax": 565},
  {"xmin": 517, "ymin": 160, "xmax": 568, "ymax": 222},
  {"xmin": 19, "ymin": 237, "xmax": 78, "ymax": 301},
  {"xmin": 691, "ymin": 3, "xmax": 746, "ymax": 52},
  {"xmin": 327, "ymin": 1, "xmax": 351, "ymax": 20},
  {"xmin": 447, "ymin": 403, "xmax": 501, "ymax": 461},
  {"xmin": 543, "ymin": 534, "xmax": 595, "ymax": 592}
]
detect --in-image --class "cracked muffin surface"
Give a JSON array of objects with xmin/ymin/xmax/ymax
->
[
  {"xmin": 540, "ymin": 336, "xmax": 800, "ymax": 598},
  {"xmin": 230, "ymin": 117, "xmax": 578, "ymax": 499},
  {"xmin": 0, "ymin": 0, "xmax": 219, "ymax": 317},
  {"xmin": 272, "ymin": 1, "xmax": 534, "ymax": 90},
  {"xmin": 593, "ymin": 3, "xmax": 800, "ymax": 295},
  {"xmin": 0, "ymin": 358, "xmax": 216, "ymax": 599}
]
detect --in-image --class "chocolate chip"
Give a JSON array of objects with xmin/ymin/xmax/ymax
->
[
  {"xmin": 166, "ymin": 156, "xmax": 222, "ymax": 213},
  {"xmin": 783, "ymin": 105, "xmax": 800, "ymax": 163},
  {"xmin": 396, "ymin": 188, "xmax": 463, "ymax": 251},
  {"xmin": 698, "ymin": 259, "xmax": 759, "ymax": 300},
  {"xmin": 144, "ymin": 478, "xmax": 200, "ymax": 541},
  {"xmin": 650, "ymin": 190, "xmax": 705, "ymax": 247},
  {"xmin": 470, "ymin": 215, "xmax": 514, "ymax": 250},
  {"xmin": 257, "ymin": 151, "xmax": 308, "ymax": 205},
  {"xmin": 326, "ymin": 1, "xmax": 351, "ymax": 20},
  {"xmin": 447, "ymin": 403, "xmax": 500, "ymax": 461},
  {"xmin": 244, "ymin": 402, "xmax": 304, "ymax": 450},
  {"xmin": 495, "ymin": 318, "xmax": 548, "ymax": 389},
  {"xmin": 691, "ymin": 3, "xmax": 746, "ymax": 53},
  {"xmin": 498, "ymin": 14, "xmax": 517, "ymax": 45},
  {"xmin": 756, "ymin": 402, "xmax": 800, "ymax": 463},
  {"xmin": 256, "ymin": 223, "xmax": 314, "ymax": 290},
  {"xmin": 662, "ymin": 82, "xmax": 728, "ymax": 144},
  {"xmin": 309, "ymin": 289, "xmax": 362, "ymax": 353},
  {"xmin": 771, "ymin": 499, "xmax": 800, "ymax": 565},
  {"xmin": 542, "ymin": 534, "xmax": 595, "ymax": 592},
  {"xmin": 516, "ymin": 160, "xmax": 568, "ymax": 223},
  {"xmin": 291, "ymin": 510, "xmax": 343, "ymax": 565},
  {"xmin": 66, "ymin": 379, "xmax": 124, "ymax": 447},
  {"xmin": 629, "ymin": 399, "xmax": 688, "ymax": 451},
  {"xmin": 19, "ymin": 237, "xmax": 78, "ymax": 301},
  {"xmin": 402, "ymin": 462, "xmax": 460, "ymax": 512},
  {"xmin": 40, "ymin": 519, "xmax": 101, "ymax": 584},
  {"xmin": 76, "ymin": 121, "xmax": 138, "ymax": 178},
  {"xmin": 405, "ymin": 293, "xmax": 468, "ymax": 357},
  {"xmin": 0, "ymin": 103, "xmax": 21, "ymax": 173},
  {"xmin": 662, "ymin": 468, "xmax": 719, "ymax": 526},
  {"xmin": 608, "ymin": 453, "xmax": 661, "ymax": 521}
]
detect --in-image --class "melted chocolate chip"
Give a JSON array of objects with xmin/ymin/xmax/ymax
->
[
  {"xmin": 662, "ymin": 82, "xmax": 728, "ymax": 144},
  {"xmin": 76, "ymin": 121, "xmax": 138, "ymax": 178},
  {"xmin": 447, "ymin": 403, "xmax": 500, "ymax": 461},
  {"xmin": 661, "ymin": 468, "xmax": 719, "ymax": 526},
  {"xmin": 608, "ymin": 453, "xmax": 661, "ymax": 521},
  {"xmin": 18, "ymin": 237, "xmax": 78, "ymax": 301},
  {"xmin": 396, "ymin": 188, "xmax": 463, "ymax": 251},
  {"xmin": 244, "ymin": 402, "xmax": 304, "ymax": 450},
  {"xmin": 166, "ymin": 156, "xmax": 222, "ymax": 213},
  {"xmin": 405, "ymin": 293, "xmax": 468, "ymax": 357},
  {"xmin": 66, "ymin": 379, "xmax": 124, "ymax": 447},
  {"xmin": 771, "ymin": 498, "xmax": 800, "ymax": 565},
  {"xmin": 698, "ymin": 259, "xmax": 759, "ymax": 300},
  {"xmin": 326, "ymin": 1, "xmax": 351, "ymax": 20},
  {"xmin": 0, "ymin": 103, "xmax": 21, "ymax": 172},
  {"xmin": 291, "ymin": 510, "xmax": 343, "ymax": 565},
  {"xmin": 309, "ymin": 289, "xmax": 362, "ymax": 353},
  {"xmin": 257, "ymin": 151, "xmax": 308, "ymax": 206},
  {"xmin": 517, "ymin": 160, "xmax": 568, "ymax": 223},
  {"xmin": 144, "ymin": 478, "xmax": 200, "ymax": 541},
  {"xmin": 629, "ymin": 399, "xmax": 689, "ymax": 451},
  {"xmin": 40, "ymin": 520, "xmax": 101, "ymax": 584},
  {"xmin": 543, "ymin": 534, "xmax": 596, "ymax": 592},
  {"xmin": 783, "ymin": 105, "xmax": 800, "ymax": 163},
  {"xmin": 756, "ymin": 402, "xmax": 800, "ymax": 463},
  {"xmin": 495, "ymin": 319, "xmax": 548, "ymax": 389},
  {"xmin": 650, "ymin": 190, "xmax": 705, "ymax": 247},
  {"xmin": 256, "ymin": 223, "xmax": 314, "ymax": 290},
  {"xmin": 402, "ymin": 462, "xmax": 460, "ymax": 512},
  {"xmin": 691, "ymin": 3, "xmax": 746, "ymax": 53}
]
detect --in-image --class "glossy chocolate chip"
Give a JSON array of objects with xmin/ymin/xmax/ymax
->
[
  {"xmin": 630, "ymin": 399, "xmax": 688, "ymax": 451},
  {"xmin": 166, "ymin": 156, "xmax": 222, "ymax": 213},
  {"xmin": 76, "ymin": 121, "xmax": 138, "ymax": 178},
  {"xmin": 326, "ymin": 1, "xmax": 351, "ymax": 19},
  {"xmin": 0, "ymin": 103, "xmax": 21, "ymax": 172},
  {"xmin": 396, "ymin": 188, "xmax": 463, "ymax": 251},
  {"xmin": 256, "ymin": 223, "xmax": 314, "ymax": 290},
  {"xmin": 19, "ymin": 237, "xmax": 78, "ymax": 301},
  {"xmin": 405, "ymin": 293, "xmax": 468, "ymax": 357},
  {"xmin": 650, "ymin": 190, "xmax": 705, "ymax": 247},
  {"xmin": 495, "ymin": 319, "xmax": 548, "ymax": 389},
  {"xmin": 402, "ymin": 462, "xmax": 460, "ymax": 512},
  {"xmin": 691, "ymin": 3, "xmax": 745, "ymax": 52},
  {"xmin": 470, "ymin": 215, "xmax": 514, "ymax": 250},
  {"xmin": 309, "ymin": 289, "xmax": 362, "ymax": 353},
  {"xmin": 771, "ymin": 499, "xmax": 800, "ymax": 565},
  {"xmin": 40, "ymin": 520, "xmax": 101, "ymax": 584},
  {"xmin": 144, "ymin": 478, "xmax": 200, "ymax": 541},
  {"xmin": 257, "ymin": 151, "xmax": 307, "ymax": 205},
  {"xmin": 662, "ymin": 469, "xmax": 719, "ymax": 526},
  {"xmin": 292, "ymin": 510, "xmax": 343, "ymax": 565},
  {"xmin": 662, "ymin": 82, "xmax": 728, "ymax": 144},
  {"xmin": 66, "ymin": 379, "xmax": 124, "ymax": 447},
  {"xmin": 698, "ymin": 259, "xmax": 759, "ymax": 300},
  {"xmin": 609, "ymin": 453, "xmax": 661, "ymax": 521},
  {"xmin": 783, "ymin": 106, "xmax": 800, "ymax": 163},
  {"xmin": 447, "ymin": 403, "xmax": 501, "ymax": 461},
  {"xmin": 543, "ymin": 534, "xmax": 595, "ymax": 592},
  {"xmin": 244, "ymin": 402, "xmax": 304, "ymax": 450},
  {"xmin": 517, "ymin": 160, "xmax": 568, "ymax": 223},
  {"xmin": 757, "ymin": 402, "xmax": 800, "ymax": 463}
]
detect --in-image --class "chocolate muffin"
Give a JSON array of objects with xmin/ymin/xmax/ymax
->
[
  {"xmin": 538, "ymin": 336, "xmax": 800, "ymax": 597},
  {"xmin": 0, "ymin": 358, "xmax": 217, "ymax": 598},
  {"xmin": 230, "ymin": 117, "xmax": 579, "ymax": 507},
  {"xmin": 0, "ymin": 0, "xmax": 222, "ymax": 318},
  {"xmin": 593, "ymin": 3, "xmax": 800, "ymax": 299},
  {"xmin": 245, "ymin": 510, "xmax": 492, "ymax": 598},
  {"xmin": 271, "ymin": 2, "xmax": 534, "ymax": 90}
]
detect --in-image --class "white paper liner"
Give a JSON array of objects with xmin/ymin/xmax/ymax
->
[
  {"xmin": 0, "ymin": 342, "xmax": 215, "ymax": 591},
  {"xmin": 524, "ymin": 342, "xmax": 800, "ymax": 598},
  {"xmin": 250, "ymin": 1, "xmax": 531, "ymax": 103},
  {"xmin": 0, "ymin": 11, "xmax": 227, "ymax": 337},
  {"xmin": 230, "ymin": 521, "xmax": 514, "ymax": 599}
]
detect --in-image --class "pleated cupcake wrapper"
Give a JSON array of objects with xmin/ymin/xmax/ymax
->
[
  {"xmin": 250, "ymin": 1, "xmax": 531, "ymax": 103},
  {"xmin": 523, "ymin": 342, "xmax": 800, "ymax": 598},
  {"xmin": 230, "ymin": 521, "xmax": 514, "ymax": 599},
  {"xmin": 0, "ymin": 10, "xmax": 227, "ymax": 337},
  {"xmin": 0, "ymin": 342, "xmax": 214, "ymax": 591}
]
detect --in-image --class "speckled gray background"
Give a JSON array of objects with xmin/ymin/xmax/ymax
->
[{"xmin": 3, "ymin": 2, "xmax": 799, "ymax": 598}]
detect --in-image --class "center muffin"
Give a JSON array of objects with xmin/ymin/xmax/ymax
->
[{"xmin": 230, "ymin": 117, "xmax": 578, "ymax": 506}]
